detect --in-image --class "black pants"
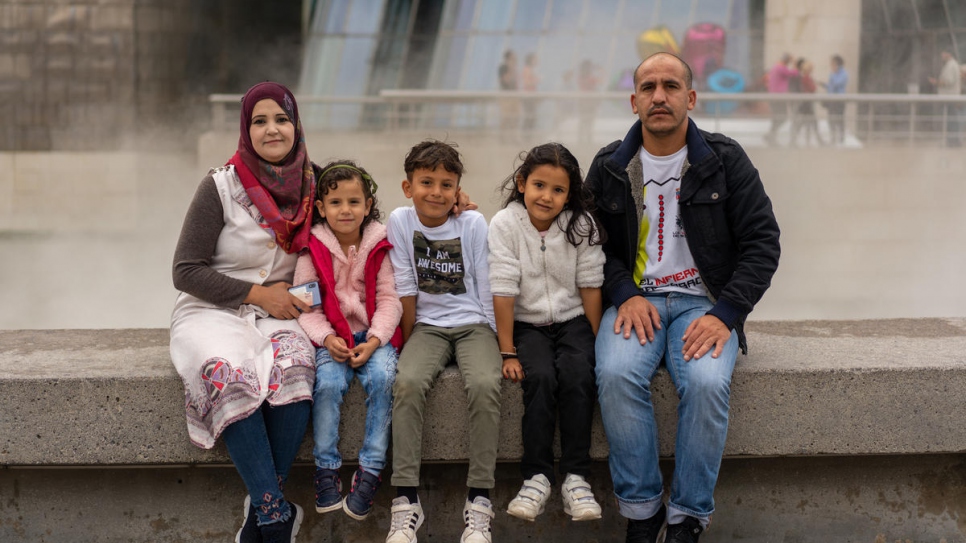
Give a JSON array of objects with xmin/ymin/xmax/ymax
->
[{"xmin": 514, "ymin": 315, "xmax": 597, "ymax": 484}]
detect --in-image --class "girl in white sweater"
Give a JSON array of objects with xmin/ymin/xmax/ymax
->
[{"xmin": 487, "ymin": 142, "xmax": 606, "ymax": 522}]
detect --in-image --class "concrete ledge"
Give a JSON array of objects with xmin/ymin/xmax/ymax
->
[{"xmin": 2, "ymin": 319, "xmax": 966, "ymax": 466}]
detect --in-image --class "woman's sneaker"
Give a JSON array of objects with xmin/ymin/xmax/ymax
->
[
  {"xmin": 506, "ymin": 474, "xmax": 551, "ymax": 521},
  {"xmin": 343, "ymin": 467, "xmax": 382, "ymax": 520},
  {"xmin": 461, "ymin": 496, "xmax": 495, "ymax": 543},
  {"xmin": 314, "ymin": 468, "xmax": 343, "ymax": 513},
  {"xmin": 259, "ymin": 502, "xmax": 303, "ymax": 543},
  {"xmin": 386, "ymin": 496, "xmax": 424, "ymax": 543},
  {"xmin": 561, "ymin": 473, "xmax": 602, "ymax": 521},
  {"xmin": 235, "ymin": 495, "xmax": 261, "ymax": 543}
]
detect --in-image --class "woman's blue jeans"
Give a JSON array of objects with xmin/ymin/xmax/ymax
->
[
  {"xmin": 595, "ymin": 293, "xmax": 738, "ymax": 526},
  {"xmin": 312, "ymin": 331, "xmax": 397, "ymax": 472},
  {"xmin": 221, "ymin": 399, "xmax": 310, "ymax": 526}
]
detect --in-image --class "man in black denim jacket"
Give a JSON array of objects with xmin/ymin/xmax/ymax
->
[{"xmin": 586, "ymin": 53, "xmax": 780, "ymax": 543}]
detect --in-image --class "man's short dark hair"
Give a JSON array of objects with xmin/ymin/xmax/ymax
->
[
  {"xmin": 832, "ymin": 54, "xmax": 844, "ymax": 67},
  {"xmin": 633, "ymin": 52, "xmax": 694, "ymax": 90},
  {"xmin": 404, "ymin": 140, "xmax": 464, "ymax": 181}
]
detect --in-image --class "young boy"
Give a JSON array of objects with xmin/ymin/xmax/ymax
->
[{"xmin": 385, "ymin": 140, "xmax": 502, "ymax": 543}]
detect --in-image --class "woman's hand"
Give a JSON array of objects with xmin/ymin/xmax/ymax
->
[
  {"xmin": 323, "ymin": 335, "xmax": 351, "ymax": 362},
  {"xmin": 348, "ymin": 337, "xmax": 381, "ymax": 368},
  {"xmin": 244, "ymin": 282, "xmax": 310, "ymax": 320}
]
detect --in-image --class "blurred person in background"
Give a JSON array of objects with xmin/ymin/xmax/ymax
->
[
  {"xmin": 521, "ymin": 53, "xmax": 541, "ymax": 132},
  {"xmin": 577, "ymin": 59, "xmax": 602, "ymax": 143},
  {"xmin": 820, "ymin": 54, "xmax": 849, "ymax": 146},
  {"xmin": 790, "ymin": 58, "xmax": 825, "ymax": 147},
  {"xmin": 929, "ymin": 49, "xmax": 962, "ymax": 147},
  {"xmin": 763, "ymin": 53, "xmax": 798, "ymax": 146},
  {"xmin": 499, "ymin": 50, "xmax": 521, "ymax": 132}
]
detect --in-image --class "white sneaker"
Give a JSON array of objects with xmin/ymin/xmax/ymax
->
[
  {"xmin": 386, "ymin": 496, "xmax": 424, "ymax": 543},
  {"xmin": 506, "ymin": 474, "xmax": 551, "ymax": 521},
  {"xmin": 561, "ymin": 473, "xmax": 602, "ymax": 521},
  {"xmin": 460, "ymin": 496, "xmax": 495, "ymax": 543}
]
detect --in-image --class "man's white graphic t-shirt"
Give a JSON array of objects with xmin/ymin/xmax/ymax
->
[
  {"xmin": 387, "ymin": 207, "xmax": 496, "ymax": 331},
  {"xmin": 633, "ymin": 146, "xmax": 709, "ymax": 297}
]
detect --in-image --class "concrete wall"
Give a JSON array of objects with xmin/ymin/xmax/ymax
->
[
  {"xmin": 3, "ymin": 322, "xmax": 966, "ymax": 542},
  {"xmin": 5, "ymin": 457, "xmax": 966, "ymax": 543}
]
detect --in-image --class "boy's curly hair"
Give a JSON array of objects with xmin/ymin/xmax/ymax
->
[
  {"xmin": 312, "ymin": 159, "xmax": 382, "ymax": 231},
  {"xmin": 403, "ymin": 139, "xmax": 464, "ymax": 181}
]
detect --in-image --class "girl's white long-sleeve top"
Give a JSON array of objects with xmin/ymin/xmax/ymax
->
[{"xmin": 487, "ymin": 201, "xmax": 605, "ymax": 325}]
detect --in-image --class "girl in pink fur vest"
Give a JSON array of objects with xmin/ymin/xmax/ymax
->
[{"xmin": 294, "ymin": 160, "xmax": 402, "ymax": 522}]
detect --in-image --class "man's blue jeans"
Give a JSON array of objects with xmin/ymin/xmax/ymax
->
[
  {"xmin": 595, "ymin": 293, "xmax": 738, "ymax": 527},
  {"xmin": 312, "ymin": 330, "xmax": 397, "ymax": 473},
  {"xmin": 221, "ymin": 400, "xmax": 310, "ymax": 526}
]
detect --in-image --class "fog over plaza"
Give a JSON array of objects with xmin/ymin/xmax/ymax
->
[{"xmin": 2, "ymin": 0, "xmax": 965, "ymax": 329}]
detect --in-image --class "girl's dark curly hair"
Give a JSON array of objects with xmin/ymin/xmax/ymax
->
[
  {"xmin": 312, "ymin": 159, "xmax": 382, "ymax": 231},
  {"xmin": 499, "ymin": 142, "xmax": 605, "ymax": 247}
]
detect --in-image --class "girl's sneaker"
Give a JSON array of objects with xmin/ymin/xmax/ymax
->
[
  {"xmin": 235, "ymin": 495, "xmax": 261, "ymax": 543},
  {"xmin": 506, "ymin": 474, "xmax": 551, "ymax": 521},
  {"xmin": 343, "ymin": 467, "xmax": 382, "ymax": 520},
  {"xmin": 561, "ymin": 473, "xmax": 602, "ymax": 521},
  {"xmin": 314, "ymin": 468, "xmax": 343, "ymax": 513}
]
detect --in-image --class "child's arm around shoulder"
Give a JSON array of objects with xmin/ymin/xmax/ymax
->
[
  {"xmin": 463, "ymin": 210, "xmax": 496, "ymax": 332},
  {"xmin": 387, "ymin": 208, "xmax": 418, "ymax": 343},
  {"xmin": 486, "ymin": 208, "xmax": 522, "ymax": 299},
  {"xmin": 387, "ymin": 207, "xmax": 418, "ymax": 298}
]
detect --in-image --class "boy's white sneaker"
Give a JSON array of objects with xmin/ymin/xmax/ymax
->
[
  {"xmin": 506, "ymin": 474, "xmax": 551, "ymax": 521},
  {"xmin": 460, "ymin": 496, "xmax": 495, "ymax": 543},
  {"xmin": 386, "ymin": 496, "xmax": 424, "ymax": 543},
  {"xmin": 561, "ymin": 473, "xmax": 602, "ymax": 521}
]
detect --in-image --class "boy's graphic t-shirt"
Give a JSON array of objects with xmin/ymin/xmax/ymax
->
[
  {"xmin": 413, "ymin": 232, "xmax": 466, "ymax": 295},
  {"xmin": 387, "ymin": 207, "xmax": 495, "ymax": 330},
  {"xmin": 633, "ymin": 146, "xmax": 709, "ymax": 298}
]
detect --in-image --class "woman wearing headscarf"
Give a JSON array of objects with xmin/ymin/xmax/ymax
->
[{"xmin": 170, "ymin": 81, "xmax": 317, "ymax": 543}]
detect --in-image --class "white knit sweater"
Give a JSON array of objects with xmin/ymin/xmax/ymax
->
[{"xmin": 487, "ymin": 201, "xmax": 605, "ymax": 325}]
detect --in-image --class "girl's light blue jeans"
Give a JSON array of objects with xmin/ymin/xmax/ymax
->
[
  {"xmin": 312, "ymin": 330, "xmax": 397, "ymax": 472},
  {"xmin": 595, "ymin": 293, "xmax": 738, "ymax": 527}
]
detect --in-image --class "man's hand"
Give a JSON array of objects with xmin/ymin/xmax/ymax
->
[
  {"xmin": 682, "ymin": 315, "xmax": 731, "ymax": 361},
  {"xmin": 323, "ymin": 335, "xmax": 351, "ymax": 363},
  {"xmin": 613, "ymin": 296, "xmax": 661, "ymax": 344}
]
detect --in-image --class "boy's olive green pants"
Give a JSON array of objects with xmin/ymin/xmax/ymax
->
[{"xmin": 390, "ymin": 322, "xmax": 502, "ymax": 489}]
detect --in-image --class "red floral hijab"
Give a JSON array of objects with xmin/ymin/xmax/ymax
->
[{"xmin": 228, "ymin": 81, "xmax": 314, "ymax": 253}]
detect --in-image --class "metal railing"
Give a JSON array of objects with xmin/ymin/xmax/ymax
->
[{"xmin": 210, "ymin": 91, "xmax": 966, "ymax": 146}]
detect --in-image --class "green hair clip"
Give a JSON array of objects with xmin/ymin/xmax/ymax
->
[{"xmin": 318, "ymin": 164, "xmax": 378, "ymax": 195}]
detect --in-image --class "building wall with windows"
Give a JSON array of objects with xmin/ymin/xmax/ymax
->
[
  {"xmin": 300, "ymin": 0, "xmax": 767, "ymax": 127},
  {"xmin": 5, "ymin": 1, "xmax": 966, "ymax": 149},
  {"xmin": 0, "ymin": 0, "xmax": 302, "ymax": 151}
]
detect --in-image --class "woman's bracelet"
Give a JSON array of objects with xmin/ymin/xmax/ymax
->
[{"xmin": 500, "ymin": 351, "xmax": 518, "ymax": 360}]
